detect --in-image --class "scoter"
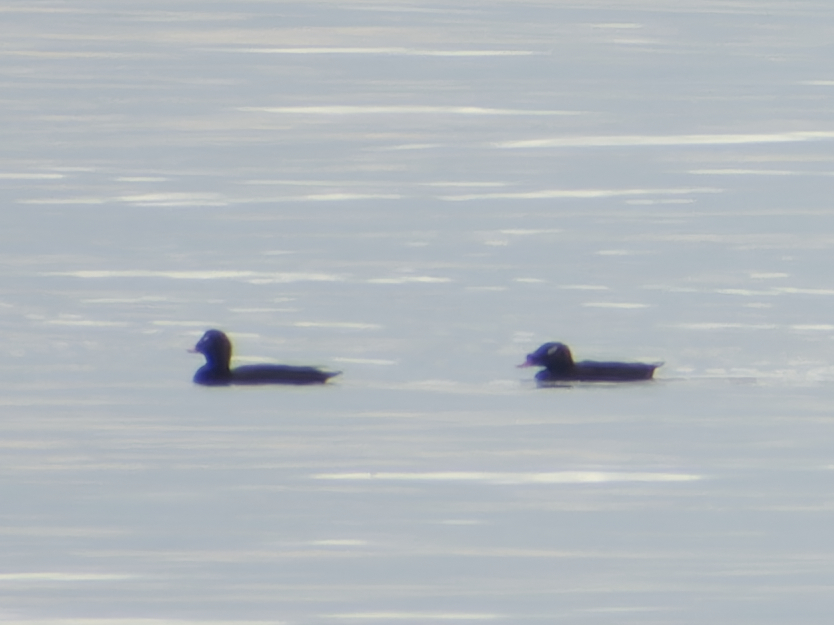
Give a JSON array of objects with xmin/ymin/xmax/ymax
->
[
  {"xmin": 191, "ymin": 329, "xmax": 341, "ymax": 386},
  {"xmin": 519, "ymin": 342, "xmax": 660, "ymax": 383}
]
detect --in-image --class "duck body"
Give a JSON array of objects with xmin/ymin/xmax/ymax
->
[
  {"xmin": 520, "ymin": 342, "xmax": 660, "ymax": 383},
  {"xmin": 191, "ymin": 329, "xmax": 340, "ymax": 386}
]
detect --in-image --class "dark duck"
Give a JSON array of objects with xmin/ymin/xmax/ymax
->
[
  {"xmin": 191, "ymin": 329, "xmax": 341, "ymax": 386},
  {"xmin": 519, "ymin": 342, "xmax": 660, "ymax": 383}
]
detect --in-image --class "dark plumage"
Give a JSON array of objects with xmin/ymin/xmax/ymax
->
[
  {"xmin": 519, "ymin": 342, "xmax": 660, "ymax": 383},
  {"xmin": 190, "ymin": 329, "xmax": 340, "ymax": 386}
]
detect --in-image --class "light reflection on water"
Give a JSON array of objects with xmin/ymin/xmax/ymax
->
[
  {"xmin": 3, "ymin": 0, "xmax": 834, "ymax": 622},
  {"xmin": 312, "ymin": 471, "xmax": 702, "ymax": 484},
  {"xmin": 494, "ymin": 130, "xmax": 834, "ymax": 149}
]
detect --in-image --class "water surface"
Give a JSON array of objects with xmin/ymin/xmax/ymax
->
[{"xmin": 3, "ymin": 1, "xmax": 834, "ymax": 623}]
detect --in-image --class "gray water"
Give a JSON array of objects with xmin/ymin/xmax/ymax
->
[{"xmin": 4, "ymin": 1, "xmax": 834, "ymax": 623}]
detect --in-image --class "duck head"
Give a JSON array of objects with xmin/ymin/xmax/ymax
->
[
  {"xmin": 518, "ymin": 342, "xmax": 575, "ymax": 372},
  {"xmin": 190, "ymin": 329, "xmax": 233, "ymax": 372}
]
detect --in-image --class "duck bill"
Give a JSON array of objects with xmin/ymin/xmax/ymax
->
[{"xmin": 517, "ymin": 357, "xmax": 535, "ymax": 368}]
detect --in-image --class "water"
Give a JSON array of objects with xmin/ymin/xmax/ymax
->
[{"xmin": 3, "ymin": 1, "xmax": 834, "ymax": 623}]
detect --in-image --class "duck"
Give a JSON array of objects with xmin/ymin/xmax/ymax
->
[
  {"xmin": 519, "ymin": 342, "xmax": 660, "ymax": 383},
  {"xmin": 190, "ymin": 329, "xmax": 341, "ymax": 386}
]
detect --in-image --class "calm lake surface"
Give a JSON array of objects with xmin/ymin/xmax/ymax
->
[{"xmin": 3, "ymin": 1, "xmax": 834, "ymax": 623}]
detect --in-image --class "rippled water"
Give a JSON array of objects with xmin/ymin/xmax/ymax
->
[{"xmin": 3, "ymin": 1, "xmax": 834, "ymax": 623}]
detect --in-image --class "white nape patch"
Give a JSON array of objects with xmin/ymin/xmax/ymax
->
[{"xmin": 312, "ymin": 471, "xmax": 701, "ymax": 484}]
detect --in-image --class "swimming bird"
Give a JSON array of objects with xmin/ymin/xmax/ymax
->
[
  {"xmin": 519, "ymin": 342, "xmax": 660, "ymax": 383},
  {"xmin": 190, "ymin": 329, "xmax": 341, "ymax": 386}
]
